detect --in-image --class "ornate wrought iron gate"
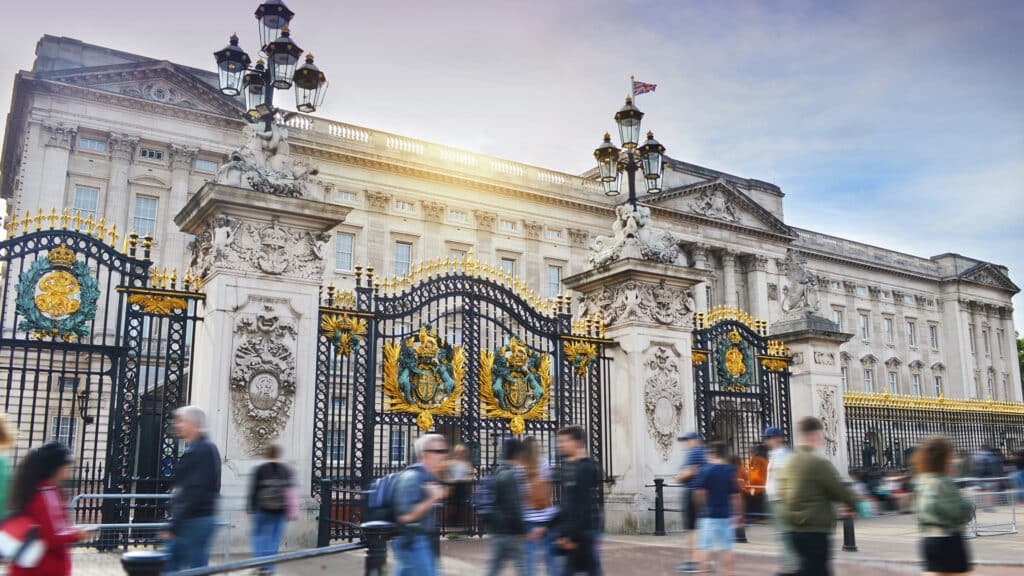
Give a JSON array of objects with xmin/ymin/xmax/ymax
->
[
  {"xmin": 313, "ymin": 254, "xmax": 612, "ymax": 541},
  {"xmin": 692, "ymin": 307, "xmax": 791, "ymax": 459},
  {"xmin": 0, "ymin": 211, "xmax": 203, "ymax": 541}
]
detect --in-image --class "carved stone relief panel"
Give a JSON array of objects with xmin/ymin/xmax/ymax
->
[
  {"xmin": 576, "ymin": 279, "xmax": 695, "ymax": 329},
  {"xmin": 188, "ymin": 214, "xmax": 328, "ymax": 282},
  {"xmin": 230, "ymin": 300, "xmax": 298, "ymax": 455},
  {"xmin": 817, "ymin": 386, "xmax": 839, "ymax": 457},
  {"xmin": 813, "ymin": 352, "xmax": 835, "ymax": 366},
  {"xmin": 643, "ymin": 346, "xmax": 684, "ymax": 460}
]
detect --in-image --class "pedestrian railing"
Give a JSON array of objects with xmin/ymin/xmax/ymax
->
[
  {"xmin": 954, "ymin": 476, "xmax": 1018, "ymax": 539},
  {"xmin": 120, "ymin": 521, "xmax": 396, "ymax": 576}
]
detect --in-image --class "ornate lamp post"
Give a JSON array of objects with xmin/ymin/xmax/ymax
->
[
  {"xmin": 213, "ymin": 0, "xmax": 328, "ymax": 128},
  {"xmin": 593, "ymin": 97, "xmax": 666, "ymax": 209}
]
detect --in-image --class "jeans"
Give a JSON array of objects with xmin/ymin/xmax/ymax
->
[
  {"xmin": 789, "ymin": 532, "xmax": 831, "ymax": 576},
  {"xmin": 563, "ymin": 530, "xmax": 601, "ymax": 576},
  {"xmin": 164, "ymin": 515, "xmax": 218, "ymax": 572},
  {"xmin": 392, "ymin": 533, "xmax": 436, "ymax": 576},
  {"xmin": 486, "ymin": 534, "xmax": 526, "ymax": 576},
  {"xmin": 524, "ymin": 522, "xmax": 559, "ymax": 576},
  {"xmin": 251, "ymin": 511, "xmax": 286, "ymax": 572}
]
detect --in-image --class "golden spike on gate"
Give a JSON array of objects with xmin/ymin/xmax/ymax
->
[{"xmin": 34, "ymin": 208, "xmax": 44, "ymax": 232}]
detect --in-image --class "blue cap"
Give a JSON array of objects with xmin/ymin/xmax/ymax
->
[
  {"xmin": 763, "ymin": 426, "xmax": 784, "ymax": 439},
  {"xmin": 677, "ymin": 432, "xmax": 700, "ymax": 441}
]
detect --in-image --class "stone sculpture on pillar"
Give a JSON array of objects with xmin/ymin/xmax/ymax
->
[
  {"xmin": 780, "ymin": 249, "xmax": 820, "ymax": 317},
  {"xmin": 590, "ymin": 204, "xmax": 688, "ymax": 268},
  {"xmin": 215, "ymin": 122, "xmax": 322, "ymax": 199}
]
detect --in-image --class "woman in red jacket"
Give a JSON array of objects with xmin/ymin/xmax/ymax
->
[{"xmin": 9, "ymin": 442, "xmax": 86, "ymax": 576}]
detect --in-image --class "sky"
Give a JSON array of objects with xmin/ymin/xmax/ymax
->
[{"xmin": 1, "ymin": 0, "xmax": 1022, "ymax": 329}]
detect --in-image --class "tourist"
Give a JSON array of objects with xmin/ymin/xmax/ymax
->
[
  {"xmin": 674, "ymin": 432, "xmax": 706, "ymax": 573},
  {"xmin": 743, "ymin": 444, "xmax": 768, "ymax": 519},
  {"xmin": 779, "ymin": 416, "xmax": 859, "ymax": 576},
  {"xmin": 912, "ymin": 436, "xmax": 975, "ymax": 576},
  {"xmin": 763, "ymin": 426, "xmax": 796, "ymax": 576},
  {"xmin": 247, "ymin": 444, "xmax": 295, "ymax": 575},
  {"xmin": 444, "ymin": 444, "xmax": 476, "ymax": 538},
  {"xmin": 0, "ymin": 414, "xmax": 14, "ymax": 519},
  {"xmin": 1013, "ymin": 449, "xmax": 1024, "ymax": 503},
  {"xmin": 165, "ymin": 406, "xmax": 222, "ymax": 571},
  {"xmin": 692, "ymin": 441, "xmax": 742, "ymax": 576},
  {"xmin": 485, "ymin": 438, "xmax": 527, "ymax": 576},
  {"xmin": 393, "ymin": 433, "xmax": 449, "ymax": 576},
  {"xmin": 522, "ymin": 436, "xmax": 559, "ymax": 576},
  {"xmin": 555, "ymin": 425, "xmax": 602, "ymax": 575},
  {"xmin": 8, "ymin": 442, "xmax": 89, "ymax": 576}
]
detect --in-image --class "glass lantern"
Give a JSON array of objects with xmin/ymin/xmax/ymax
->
[
  {"xmin": 213, "ymin": 34, "xmax": 251, "ymax": 96},
  {"xmin": 293, "ymin": 54, "xmax": 327, "ymax": 113},
  {"xmin": 255, "ymin": 0, "xmax": 294, "ymax": 49},
  {"xmin": 265, "ymin": 27, "xmax": 303, "ymax": 89},
  {"xmin": 638, "ymin": 130, "xmax": 665, "ymax": 192},
  {"xmin": 243, "ymin": 61, "xmax": 268, "ymax": 119},
  {"xmin": 614, "ymin": 96, "xmax": 644, "ymax": 149},
  {"xmin": 593, "ymin": 133, "xmax": 621, "ymax": 183}
]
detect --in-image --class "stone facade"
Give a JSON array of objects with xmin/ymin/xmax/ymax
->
[{"xmin": 2, "ymin": 36, "xmax": 1020, "ymax": 406}]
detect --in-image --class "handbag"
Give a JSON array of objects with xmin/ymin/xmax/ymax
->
[{"xmin": 0, "ymin": 515, "xmax": 46, "ymax": 568}]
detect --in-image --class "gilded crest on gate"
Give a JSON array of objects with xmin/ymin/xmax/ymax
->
[
  {"xmin": 320, "ymin": 313, "xmax": 368, "ymax": 357},
  {"xmin": 383, "ymin": 323, "xmax": 465, "ymax": 431},
  {"xmin": 564, "ymin": 339, "xmax": 598, "ymax": 377},
  {"xmin": 481, "ymin": 338, "xmax": 551, "ymax": 434},
  {"xmin": 15, "ymin": 246, "xmax": 100, "ymax": 341},
  {"xmin": 716, "ymin": 328, "xmax": 754, "ymax": 392}
]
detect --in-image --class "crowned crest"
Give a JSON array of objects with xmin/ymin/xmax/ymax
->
[
  {"xmin": 320, "ymin": 313, "xmax": 367, "ymax": 357},
  {"xmin": 481, "ymin": 338, "xmax": 551, "ymax": 434},
  {"xmin": 383, "ymin": 323, "xmax": 465, "ymax": 431},
  {"xmin": 14, "ymin": 246, "xmax": 100, "ymax": 341},
  {"xmin": 717, "ymin": 327, "xmax": 754, "ymax": 392}
]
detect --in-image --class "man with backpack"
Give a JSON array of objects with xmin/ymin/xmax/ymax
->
[
  {"xmin": 247, "ymin": 444, "xmax": 295, "ymax": 575},
  {"xmin": 555, "ymin": 425, "xmax": 602, "ymax": 575},
  {"xmin": 485, "ymin": 438, "xmax": 527, "ymax": 576},
  {"xmin": 391, "ymin": 433, "xmax": 449, "ymax": 576}
]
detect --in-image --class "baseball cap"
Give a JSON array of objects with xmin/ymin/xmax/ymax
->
[
  {"xmin": 677, "ymin": 432, "xmax": 700, "ymax": 441},
  {"xmin": 762, "ymin": 426, "xmax": 784, "ymax": 439}
]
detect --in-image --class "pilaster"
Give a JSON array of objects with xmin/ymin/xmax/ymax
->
[
  {"xmin": 745, "ymin": 254, "xmax": 770, "ymax": 320},
  {"xmin": 39, "ymin": 123, "xmax": 76, "ymax": 218},
  {"xmin": 167, "ymin": 144, "xmax": 198, "ymax": 272},
  {"xmin": 721, "ymin": 249, "xmax": 738, "ymax": 307},
  {"xmin": 106, "ymin": 133, "xmax": 138, "ymax": 235}
]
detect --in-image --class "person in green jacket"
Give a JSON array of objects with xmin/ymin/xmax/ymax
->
[
  {"xmin": 0, "ymin": 414, "xmax": 14, "ymax": 519},
  {"xmin": 912, "ymin": 436, "xmax": 975, "ymax": 576},
  {"xmin": 778, "ymin": 416, "xmax": 859, "ymax": 576}
]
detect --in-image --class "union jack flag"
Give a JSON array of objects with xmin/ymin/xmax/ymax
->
[{"xmin": 632, "ymin": 80, "xmax": 657, "ymax": 96}]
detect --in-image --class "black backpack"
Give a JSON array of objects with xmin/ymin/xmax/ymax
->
[{"xmin": 255, "ymin": 463, "xmax": 291, "ymax": 512}]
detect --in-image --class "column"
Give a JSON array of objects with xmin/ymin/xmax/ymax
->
[
  {"xmin": 167, "ymin": 144, "xmax": 198, "ymax": 271},
  {"xmin": 364, "ymin": 191, "xmax": 392, "ymax": 269},
  {"xmin": 523, "ymin": 220, "xmax": 543, "ymax": 292},
  {"xmin": 721, "ymin": 249, "xmax": 738, "ymax": 307},
  {"xmin": 745, "ymin": 254, "xmax": 770, "ymax": 319},
  {"xmin": 566, "ymin": 228, "xmax": 590, "ymax": 276},
  {"xmin": 106, "ymin": 133, "xmax": 138, "ymax": 236},
  {"xmin": 1002, "ymin": 309, "xmax": 1022, "ymax": 402},
  {"xmin": 691, "ymin": 243, "xmax": 711, "ymax": 311},
  {"xmin": 36, "ymin": 123, "xmax": 76, "ymax": 214},
  {"xmin": 421, "ymin": 201, "xmax": 446, "ymax": 260},
  {"xmin": 473, "ymin": 210, "xmax": 496, "ymax": 262}
]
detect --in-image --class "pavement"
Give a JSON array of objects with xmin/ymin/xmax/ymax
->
[{"xmin": 51, "ymin": 509, "xmax": 1024, "ymax": 575}]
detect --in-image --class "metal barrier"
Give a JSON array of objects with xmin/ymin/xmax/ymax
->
[
  {"xmin": 69, "ymin": 493, "xmax": 233, "ymax": 560},
  {"xmin": 121, "ymin": 521, "xmax": 396, "ymax": 576},
  {"xmin": 954, "ymin": 476, "xmax": 1018, "ymax": 539}
]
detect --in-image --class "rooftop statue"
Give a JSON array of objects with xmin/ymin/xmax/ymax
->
[
  {"xmin": 589, "ymin": 204, "xmax": 687, "ymax": 268},
  {"xmin": 215, "ymin": 120, "xmax": 321, "ymax": 199}
]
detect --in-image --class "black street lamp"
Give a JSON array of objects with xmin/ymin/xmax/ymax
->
[
  {"xmin": 593, "ymin": 96, "xmax": 666, "ymax": 208},
  {"xmin": 213, "ymin": 0, "xmax": 328, "ymax": 127}
]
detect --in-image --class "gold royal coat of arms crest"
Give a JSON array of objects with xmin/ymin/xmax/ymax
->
[
  {"xmin": 481, "ymin": 338, "xmax": 551, "ymax": 434},
  {"xmin": 383, "ymin": 323, "xmax": 466, "ymax": 431}
]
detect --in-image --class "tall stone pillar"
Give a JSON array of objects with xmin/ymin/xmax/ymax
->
[
  {"xmin": 176, "ymin": 183, "xmax": 350, "ymax": 547},
  {"xmin": 746, "ymin": 254, "xmax": 770, "ymax": 319},
  {"xmin": 37, "ymin": 123, "xmax": 76, "ymax": 214},
  {"xmin": 473, "ymin": 210, "xmax": 496, "ymax": 262},
  {"xmin": 523, "ymin": 220, "xmax": 543, "ymax": 292},
  {"xmin": 566, "ymin": 228, "xmax": 591, "ymax": 276},
  {"xmin": 691, "ymin": 244, "xmax": 711, "ymax": 312},
  {"xmin": 1002, "ymin": 308, "xmax": 1022, "ymax": 402},
  {"xmin": 721, "ymin": 250, "xmax": 738, "ymax": 307},
  {"xmin": 364, "ymin": 191, "xmax": 391, "ymax": 269},
  {"xmin": 167, "ymin": 144, "xmax": 198, "ymax": 271},
  {"xmin": 106, "ymin": 133, "xmax": 138, "ymax": 235},
  {"xmin": 421, "ymin": 201, "xmax": 446, "ymax": 260}
]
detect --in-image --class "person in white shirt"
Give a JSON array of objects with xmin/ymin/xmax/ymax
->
[{"xmin": 763, "ymin": 426, "xmax": 796, "ymax": 576}]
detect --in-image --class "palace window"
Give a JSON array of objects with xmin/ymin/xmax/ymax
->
[
  {"xmin": 51, "ymin": 415, "xmax": 76, "ymax": 450},
  {"xmin": 335, "ymin": 232, "xmax": 354, "ymax": 271},
  {"xmin": 859, "ymin": 314, "xmax": 870, "ymax": 340},
  {"xmin": 139, "ymin": 147, "xmax": 164, "ymax": 161},
  {"xmin": 705, "ymin": 285, "xmax": 714, "ymax": 310},
  {"xmin": 394, "ymin": 242, "xmax": 412, "ymax": 276},
  {"xmin": 996, "ymin": 330, "xmax": 1004, "ymax": 356},
  {"xmin": 986, "ymin": 373, "xmax": 994, "ymax": 398},
  {"xmin": 934, "ymin": 376, "xmax": 943, "ymax": 396},
  {"xmin": 336, "ymin": 190, "xmax": 358, "ymax": 202},
  {"xmin": 328, "ymin": 428, "xmax": 346, "ymax": 464},
  {"xmin": 59, "ymin": 376, "xmax": 77, "ymax": 391},
  {"xmin": 982, "ymin": 329, "xmax": 990, "ymax": 355},
  {"xmin": 907, "ymin": 321, "xmax": 916, "ymax": 347},
  {"xmin": 903, "ymin": 294, "xmax": 915, "ymax": 305},
  {"xmin": 832, "ymin": 309, "xmax": 843, "ymax": 331},
  {"xmin": 546, "ymin": 229, "xmax": 562, "ymax": 240},
  {"xmin": 395, "ymin": 200, "xmax": 415, "ymax": 213},
  {"xmin": 72, "ymin": 186, "xmax": 99, "ymax": 218},
  {"xmin": 856, "ymin": 286, "xmax": 868, "ymax": 297},
  {"xmin": 840, "ymin": 367, "xmax": 848, "ymax": 392},
  {"xmin": 195, "ymin": 159, "xmax": 218, "ymax": 172},
  {"xmin": 499, "ymin": 219, "xmax": 517, "ymax": 232},
  {"xmin": 969, "ymin": 325, "xmax": 976, "ymax": 354},
  {"xmin": 547, "ymin": 265, "xmax": 563, "ymax": 298},
  {"xmin": 912, "ymin": 374, "xmax": 922, "ymax": 397},
  {"xmin": 863, "ymin": 369, "xmax": 874, "ymax": 393},
  {"xmin": 389, "ymin": 429, "xmax": 406, "ymax": 464},
  {"xmin": 883, "ymin": 317, "xmax": 894, "ymax": 344},
  {"xmin": 449, "ymin": 210, "xmax": 467, "ymax": 222},
  {"xmin": 888, "ymin": 371, "xmax": 898, "ymax": 393},
  {"xmin": 450, "ymin": 248, "xmax": 466, "ymax": 260},
  {"xmin": 929, "ymin": 325, "xmax": 939, "ymax": 350},
  {"xmin": 132, "ymin": 196, "xmax": 158, "ymax": 237},
  {"xmin": 78, "ymin": 137, "xmax": 106, "ymax": 152},
  {"xmin": 500, "ymin": 257, "xmax": 516, "ymax": 277}
]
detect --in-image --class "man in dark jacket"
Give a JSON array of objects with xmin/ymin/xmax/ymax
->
[
  {"xmin": 485, "ymin": 438, "xmax": 526, "ymax": 576},
  {"xmin": 165, "ymin": 405, "xmax": 222, "ymax": 571},
  {"xmin": 556, "ymin": 425, "xmax": 602, "ymax": 575}
]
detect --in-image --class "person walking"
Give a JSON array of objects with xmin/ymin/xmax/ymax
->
[
  {"xmin": 778, "ymin": 416, "xmax": 859, "ymax": 576},
  {"xmin": 392, "ymin": 433, "xmax": 449, "ymax": 576},
  {"xmin": 522, "ymin": 436, "xmax": 559, "ymax": 576},
  {"xmin": 692, "ymin": 441, "xmax": 742, "ymax": 576},
  {"xmin": 912, "ymin": 436, "xmax": 975, "ymax": 576},
  {"xmin": 247, "ymin": 444, "xmax": 294, "ymax": 575},
  {"xmin": 556, "ymin": 426, "xmax": 602, "ymax": 576},
  {"xmin": 8, "ymin": 442, "xmax": 88, "ymax": 576},
  {"xmin": 485, "ymin": 438, "xmax": 527, "ymax": 576},
  {"xmin": 0, "ymin": 414, "xmax": 14, "ymax": 520},
  {"xmin": 444, "ymin": 444, "xmax": 476, "ymax": 538},
  {"xmin": 165, "ymin": 405, "xmax": 222, "ymax": 571},
  {"xmin": 674, "ymin": 432, "xmax": 706, "ymax": 573},
  {"xmin": 763, "ymin": 426, "xmax": 797, "ymax": 576}
]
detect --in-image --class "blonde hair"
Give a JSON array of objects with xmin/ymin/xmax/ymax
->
[{"xmin": 0, "ymin": 414, "xmax": 14, "ymax": 449}]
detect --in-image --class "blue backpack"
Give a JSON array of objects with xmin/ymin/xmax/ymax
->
[{"xmin": 365, "ymin": 465, "xmax": 422, "ymax": 523}]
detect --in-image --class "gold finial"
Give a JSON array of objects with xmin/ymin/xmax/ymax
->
[
  {"xmin": 61, "ymin": 208, "xmax": 70, "ymax": 230},
  {"xmin": 170, "ymin": 268, "xmax": 178, "ymax": 290},
  {"xmin": 183, "ymin": 268, "xmax": 194, "ymax": 291},
  {"xmin": 34, "ymin": 208, "xmax": 44, "ymax": 232},
  {"xmin": 47, "ymin": 207, "xmax": 58, "ymax": 229}
]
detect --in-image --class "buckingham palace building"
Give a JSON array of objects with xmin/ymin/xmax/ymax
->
[{"xmin": 1, "ymin": 35, "xmax": 1021, "ymax": 479}]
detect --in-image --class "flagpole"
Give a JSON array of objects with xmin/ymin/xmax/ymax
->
[{"xmin": 629, "ymin": 75, "xmax": 634, "ymax": 98}]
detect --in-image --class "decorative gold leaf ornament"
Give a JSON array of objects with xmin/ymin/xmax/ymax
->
[
  {"xmin": 127, "ymin": 294, "xmax": 189, "ymax": 315},
  {"xmin": 481, "ymin": 338, "xmax": 551, "ymax": 434},
  {"xmin": 382, "ymin": 323, "xmax": 464, "ymax": 431}
]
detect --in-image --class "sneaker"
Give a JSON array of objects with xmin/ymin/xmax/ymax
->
[{"xmin": 677, "ymin": 562, "xmax": 706, "ymax": 573}]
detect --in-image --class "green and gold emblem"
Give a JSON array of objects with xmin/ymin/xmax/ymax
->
[
  {"xmin": 15, "ymin": 246, "xmax": 100, "ymax": 341},
  {"xmin": 481, "ymin": 338, "xmax": 551, "ymax": 434},
  {"xmin": 716, "ymin": 328, "xmax": 754, "ymax": 391},
  {"xmin": 383, "ymin": 323, "xmax": 465, "ymax": 431},
  {"xmin": 320, "ymin": 313, "xmax": 368, "ymax": 357}
]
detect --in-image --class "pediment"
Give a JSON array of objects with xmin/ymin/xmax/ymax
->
[
  {"xmin": 130, "ymin": 174, "xmax": 169, "ymax": 188},
  {"xmin": 959, "ymin": 263, "xmax": 1019, "ymax": 293},
  {"xmin": 646, "ymin": 179, "xmax": 792, "ymax": 236},
  {"xmin": 38, "ymin": 61, "xmax": 241, "ymax": 117}
]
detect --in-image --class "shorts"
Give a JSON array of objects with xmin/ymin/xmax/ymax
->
[
  {"xmin": 922, "ymin": 533, "xmax": 970, "ymax": 573},
  {"xmin": 697, "ymin": 517, "xmax": 733, "ymax": 551},
  {"xmin": 683, "ymin": 489, "xmax": 698, "ymax": 531}
]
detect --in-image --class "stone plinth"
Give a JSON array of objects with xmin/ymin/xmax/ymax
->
[
  {"xmin": 771, "ymin": 312, "xmax": 853, "ymax": 474},
  {"xmin": 565, "ymin": 257, "xmax": 709, "ymax": 534},
  {"xmin": 175, "ymin": 183, "xmax": 350, "ymax": 548}
]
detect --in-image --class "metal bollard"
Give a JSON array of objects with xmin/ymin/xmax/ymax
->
[
  {"xmin": 361, "ymin": 520, "xmax": 396, "ymax": 576},
  {"xmin": 121, "ymin": 550, "xmax": 168, "ymax": 576},
  {"xmin": 654, "ymin": 478, "xmax": 666, "ymax": 536},
  {"xmin": 842, "ymin": 516, "xmax": 858, "ymax": 552},
  {"xmin": 317, "ymin": 478, "xmax": 334, "ymax": 548}
]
